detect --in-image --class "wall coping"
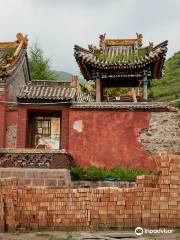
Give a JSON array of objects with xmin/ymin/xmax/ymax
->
[{"xmin": 71, "ymin": 102, "xmax": 176, "ymax": 111}]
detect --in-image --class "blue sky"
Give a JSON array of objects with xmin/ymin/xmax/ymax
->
[{"xmin": 0, "ymin": 0, "xmax": 180, "ymax": 74}]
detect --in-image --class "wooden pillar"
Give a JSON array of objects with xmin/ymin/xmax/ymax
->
[
  {"xmin": 96, "ymin": 77, "xmax": 102, "ymax": 102},
  {"xmin": 131, "ymin": 88, "xmax": 137, "ymax": 103},
  {"xmin": 142, "ymin": 75, "xmax": 148, "ymax": 101}
]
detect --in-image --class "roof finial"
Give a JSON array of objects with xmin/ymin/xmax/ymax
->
[
  {"xmin": 136, "ymin": 33, "xmax": 143, "ymax": 47},
  {"xmin": 149, "ymin": 42, "xmax": 154, "ymax": 52},
  {"xmin": 99, "ymin": 33, "xmax": 106, "ymax": 53},
  {"xmin": 16, "ymin": 33, "xmax": 28, "ymax": 48}
]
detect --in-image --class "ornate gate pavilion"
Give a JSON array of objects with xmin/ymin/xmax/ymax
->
[{"xmin": 74, "ymin": 33, "xmax": 168, "ymax": 102}]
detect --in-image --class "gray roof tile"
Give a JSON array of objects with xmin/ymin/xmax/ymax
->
[{"xmin": 17, "ymin": 85, "xmax": 76, "ymax": 101}]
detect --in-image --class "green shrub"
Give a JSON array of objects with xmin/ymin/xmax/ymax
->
[
  {"xmin": 70, "ymin": 165, "xmax": 156, "ymax": 182},
  {"xmin": 70, "ymin": 165, "xmax": 85, "ymax": 180}
]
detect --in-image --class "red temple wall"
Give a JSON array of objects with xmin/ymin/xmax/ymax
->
[
  {"xmin": 0, "ymin": 102, "xmax": 169, "ymax": 171},
  {"xmin": 69, "ymin": 110, "xmax": 156, "ymax": 170},
  {"xmin": 16, "ymin": 107, "xmax": 28, "ymax": 148},
  {"xmin": 5, "ymin": 109, "xmax": 18, "ymax": 148},
  {"xmin": 0, "ymin": 103, "xmax": 6, "ymax": 148},
  {"xmin": 0, "ymin": 89, "xmax": 8, "ymax": 148}
]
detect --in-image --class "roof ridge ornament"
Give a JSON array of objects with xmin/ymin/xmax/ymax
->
[
  {"xmin": 0, "ymin": 33, "xmax": 28, "ymax": 77},
  {"xmin": 16, "ymin": 33, "xmax": 28, "ymax": 48},
  {"xmin": 149, "ymin": 42, "xmax": 154, "ymax": 52},
  {"xmin": 136, "ymin": 33, "xmax": 143, "ymax": 48},
  {"xmin": 88, "ymin": 44, "xmax": 98, "ymax": 53},
  {"xmin": 99, "ymin": 33, "xmax": 106, "ymax": 54}
]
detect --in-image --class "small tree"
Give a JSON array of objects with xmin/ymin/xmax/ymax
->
[{"xmin": 28, "ymin": 43, "xmax": 57, "ymax": 80}]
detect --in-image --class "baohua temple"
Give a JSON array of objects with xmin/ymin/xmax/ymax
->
[
  {"xmin": 0, "ymin": 33, "xmax": 179, "ymax": 171},
  {"xmin": 74, "ymin": 33, "xmax": 168, "ymax": 102}
]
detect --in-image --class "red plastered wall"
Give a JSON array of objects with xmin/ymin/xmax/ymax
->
[
  {"xmin": 0, "ymin": 103, "xmax": 6, "ymax": 148},
  {"xmin": 69, "ymin": 110, "xmax": 156, "ymax": 170}
]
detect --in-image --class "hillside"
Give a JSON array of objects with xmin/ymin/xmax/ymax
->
[
  {"xmin": 54, "ymin": 70, "xmax": 72, "ymax": 82},
  {"xmin": 149, "ymin": 51, "xmax": 180, "ymax": 108},
  {"xmin": 54, "ymin": 70, "xmax": 86, "ymax": 84}
]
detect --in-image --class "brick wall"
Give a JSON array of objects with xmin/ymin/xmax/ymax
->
[{"xmin": 0, "ymin": 153, "xmax": 179, "ymax": 231}]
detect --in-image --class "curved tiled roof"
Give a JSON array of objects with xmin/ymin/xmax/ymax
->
[
  {"xmin": 74, "ymin": 33, "xmax": 168, "ymax": 81},
  {"xmin": 17, "ymin": 83, "xmax": 94, "ymax": 103},
  {"xmin": 18, "ymin": 85, "xmax": 76, "ymax": 101},
  {"xmin": 0, "ymin": 33, "xmax": 28, "ymax": 77}
]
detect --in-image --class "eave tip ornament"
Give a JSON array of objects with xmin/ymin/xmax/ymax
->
[
  {"xmin": 136, "ymin": 33, "xmax": 143, "ymax": 47},
  {"xmin": 16, "ymin": 32, "xmax": 28, "ymax": 48}
]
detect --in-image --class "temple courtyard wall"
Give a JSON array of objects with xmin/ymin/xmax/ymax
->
[
  {"xmin": 0, "ymin": 153, "xmax": 179, "ymax": 232},
  {"xmin": 69, "ymin": 110, "xmax": 180, "ymax": 170},
  {"xmin": 0, "ymin": 101, "xmax": 179, "ymax": 170}
]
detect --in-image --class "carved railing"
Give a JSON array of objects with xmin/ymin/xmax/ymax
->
[{"xmin": 0, "ymin": 149, "xmax": 74, "ymax": 169}]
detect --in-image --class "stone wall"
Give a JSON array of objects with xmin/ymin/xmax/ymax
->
[
  {"xmin": 0, "ymin": 153, "xmax": 179, "ymax": 231},
  {"xmin": 0, "ymin": 168, "xmax": 71, "ymax": 188},
  {"xmin": 140, "ymin": 112, "xmax": 180, "ymax": 154},
  {"xmin": 72, "ymin": 180, "xmax": 135, "ymax": 188}
]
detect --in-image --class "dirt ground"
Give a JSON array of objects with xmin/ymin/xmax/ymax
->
[{"xmin": 0, "ymin": 230, "xmax": 179, "ymax": 240}]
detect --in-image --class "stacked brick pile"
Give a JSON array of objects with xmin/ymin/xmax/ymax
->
[
  {"xmin": 0, "ymin": 191, "xmax": 4, "ymax": 232},
  {"xmin": 16, "ymin": 188, "xmax": 90, "ymax": 230},
  {"xmin": 0, "ymin": 153, "xmax": 179, "ymax": 232},
  {"xmin": 158, "ymin": 154, "xmax": 180, "ymax": 227},
  {"xmin": 0, "ymin": 178, "xmax": 17, "ymax": 232}
]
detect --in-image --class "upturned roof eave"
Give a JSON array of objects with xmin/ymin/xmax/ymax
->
[
  {"xmin": 0, "ymin": 33, "xmax": 28, "ymax": 77},
  {"xmin": 74, "ymin": 40, "xmax": 168, "ymax": 80}
]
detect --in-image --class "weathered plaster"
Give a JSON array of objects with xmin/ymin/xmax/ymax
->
[
  {"xmin": 69, "ymin": 110, "xmax": 156, "ymax": 170},
  {"xmin": 73, "ymin": 120, "xmax": 84, "ymax": 133},
  {"xmin": 140, "ymin": 111, "xmax": 180, "ymax": 154},
  {"xmin": 5, "ymin": 124, "xmax": 17, "ymax": 148}
]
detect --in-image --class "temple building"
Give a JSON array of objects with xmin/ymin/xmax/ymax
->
[
  {"xmin": 74, "ymin": 33, "xmax": 168, "ymax": 102},
  {"xmin": 0, "ymin": 33, "xmax": 179, "ymax": 171}
]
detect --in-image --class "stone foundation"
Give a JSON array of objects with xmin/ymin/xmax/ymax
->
[
  {"xmin": 0, "ymin": 168, "xmax": 71, "ymax": 188},
  {"xmin": 72, "ymin": 180, "xmax": 135, "ymax": 188}
]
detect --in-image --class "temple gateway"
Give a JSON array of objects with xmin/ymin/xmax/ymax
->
[
  {"xmin": 1, "ymin": 33, "xmax": 179, "ymax": 171},
  {"xmin": 74, "ymin": 33, "xmax": 168, "ymax": 102}
]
